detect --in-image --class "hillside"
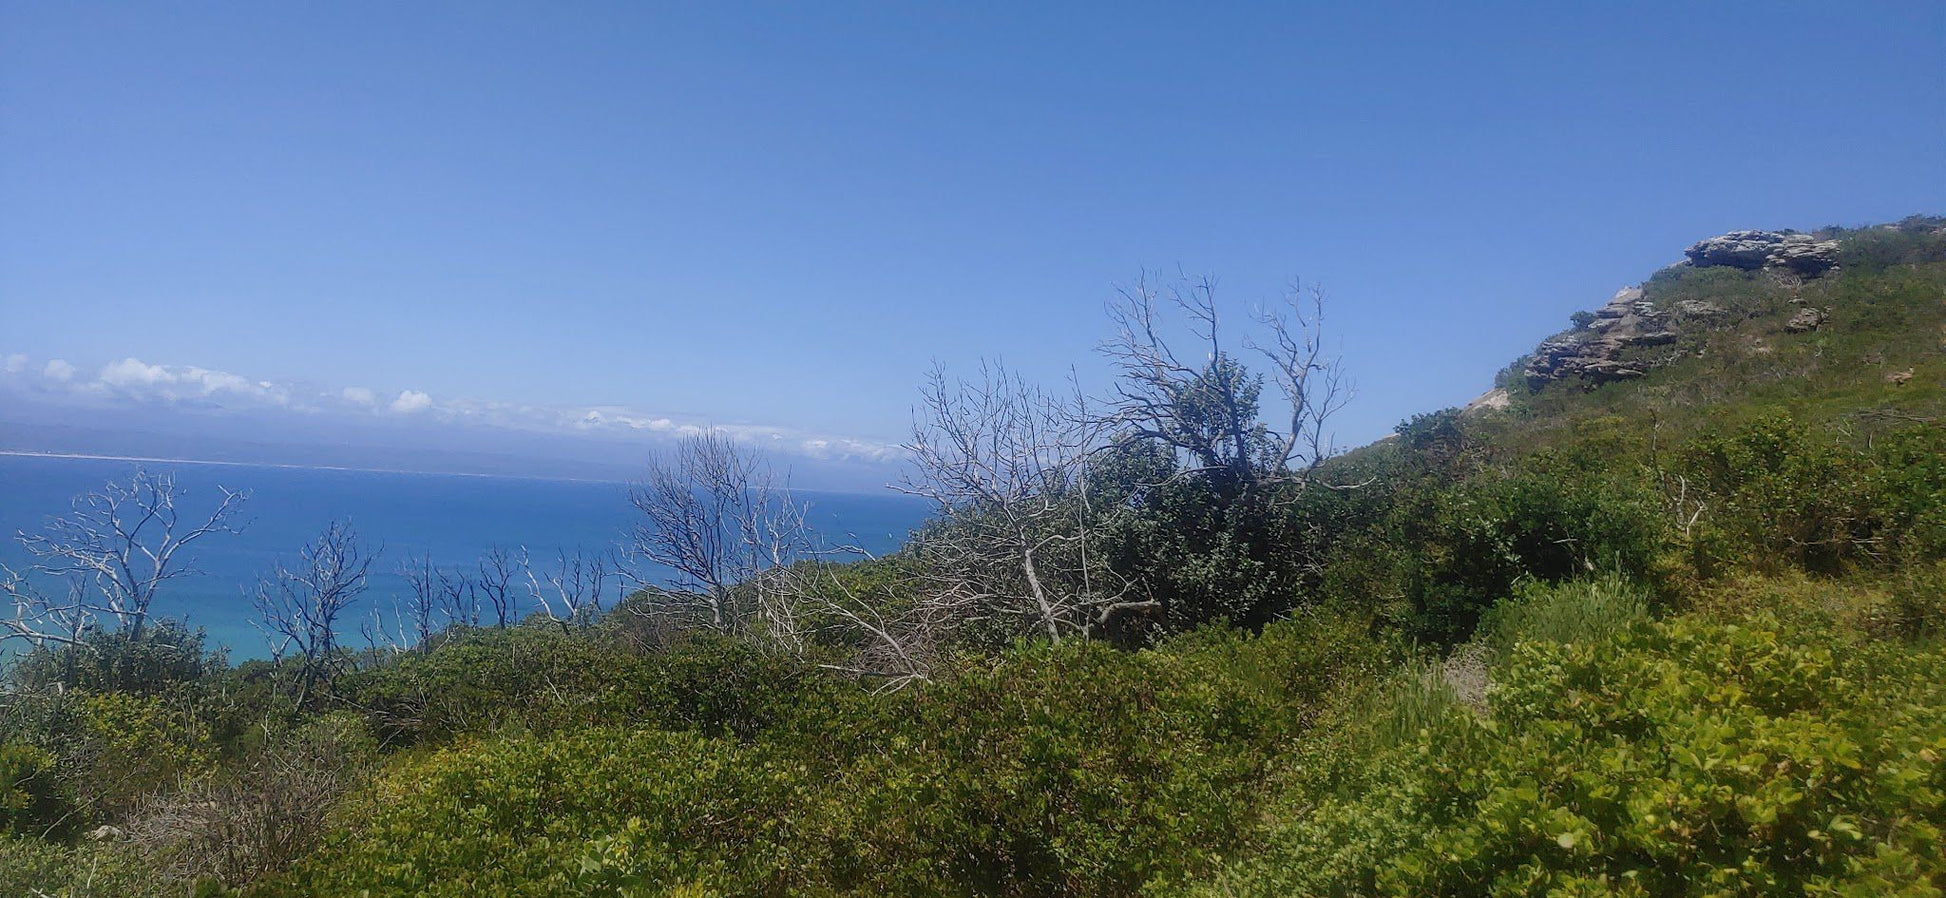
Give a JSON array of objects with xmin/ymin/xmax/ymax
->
[
  {"xmin": 1489, "ymin": 216, "xmax": 1946, "ymax": 438},
  {"xmin": 3, "ymin": 218, "xmax": 1944, "ymax": 897}
]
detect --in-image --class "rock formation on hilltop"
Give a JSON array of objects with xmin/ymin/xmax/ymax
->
[
  {"xmin": 1523, "ymin": 287, "xmax": 1678, "ymax": 387},
  {"xmin": 1684, "ymin": 230, "xmax": 1840, "ymax": 277},
  {"xmin": 1518, "ymin": 228, "xmax": 1843, "ymax": 390}
]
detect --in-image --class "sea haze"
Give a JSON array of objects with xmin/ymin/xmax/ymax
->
[{"xmin": 0, "ymin": 454, "xmax": 930, "ymax": 659}]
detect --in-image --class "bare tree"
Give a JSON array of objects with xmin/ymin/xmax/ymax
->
[
  {"xmin": 899, "ymin": 362, "xmax": 1149, "ymax": 644},
  {"xmin": 437, "ymin": 565, "xmax": 479, "ymax": 630},
  {"xmin": 396, "ymin": 552, "xmax": 444, "ymax": 647},
  {"xmin": 253, "ymin": 520, "xmax": 374, "ymax": 705},
  {"xmin": 1102, "ymin": 274, "xmax": 1350, "ymax": 487},
  {"xmin": 624, "ymin": 432, "xmax": 811, "ymax": 644},
  {"xmin": 4, "ymin": 468, "xmax": 246, "ymax": 645},
  {"xmin": 523, "ymin": 546, "xmax": 615, "ymax": 634},
  {"xmin": 475, "ymin": 545, "xmax": 521, "ymax": 628}
]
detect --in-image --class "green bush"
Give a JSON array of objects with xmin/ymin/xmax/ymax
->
[
  {"xmin": 0, "ymin": 836, "xmax": 151, "ymax": 898},
  {"xmin": 346, "ymin": 626, "xmax": 836, "ymax": 746},
  {"xmin": 0, "ymin": 742, "xmax": 73, "ymax": 838},
  {"xmin": 1402, "ymin": 454, "xmax": 1665, "ymax": 645},
  {"xmin": 7, "ymin": 620, "xmax": 226, "ymax": 696},
  {"xmin": 259, "ymin": 727, "xmax": 801, "ymax": 897},
  {"xmin": 1206, "ymin": 612, "xmax": 1946, "ymax": 896},
  {"xmin": 1479, "ymin": 574, "xmax": 1649, "ymax": 660},
  {"xmin": 262, "ymin": 613, "xmax": 1381, "ymax": 897}
]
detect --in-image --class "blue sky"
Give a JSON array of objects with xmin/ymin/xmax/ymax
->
[{"xmin": 3, "ymin": 1, "xmax": 1942, "ymax": 483}]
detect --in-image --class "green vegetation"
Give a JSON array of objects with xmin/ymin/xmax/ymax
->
[{"xmin": 4, "ymin": 219, "xmax": 1944, "ymax": 895}]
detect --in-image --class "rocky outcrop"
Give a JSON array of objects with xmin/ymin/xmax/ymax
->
[
  {"xmin": 1673, "ymin": 300, "xmax": 1726, "ymax": 318},
  {"xmin": 1464, "ymin": 387, "xmax": 1511, "ymax": 413},
  {"xmin": 1685, "ymin": 230, "xmax": 1840, "ymax": 277},
  {"xmin": 1518, "ymin": 227, "xmax": 1860, "ymax": 391},
  {"xmin": 1523, "ymin": 287, "xmax": 1678, "ymax": 388},
  {"xmin": 1784, "ymin": 306, "xmax": 1828, "ymax": 333}
]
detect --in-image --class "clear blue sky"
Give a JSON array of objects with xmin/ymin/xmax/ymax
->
[{"xmin": 3, "ymin": 1, "xmax": 1942, "ymax": 472}]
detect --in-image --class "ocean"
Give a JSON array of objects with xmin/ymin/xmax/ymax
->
[{"xmin": 0, "ymin": 454, "xmax": 929, "ymax": 660}]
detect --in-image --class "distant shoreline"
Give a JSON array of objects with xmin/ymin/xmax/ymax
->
[
  {"xmin": 0, "ymin": 450, "xmax": 634, "ymax": 486},
  {"xmin": 0, "ymin": 450, "xmax": 908, "ymax": 498}
]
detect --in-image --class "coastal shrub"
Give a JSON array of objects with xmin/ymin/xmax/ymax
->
[
  {"xmin": 7, "ymin": 620, "xmax": 225, "ymax": 696},
  {"xmin": 69, "ymin": 691, "xmax": 219, "ymax": 822},
  {"xmin": 1403, "ymin": 455, "xmax": 1665, "ymax": 645},
  {"xmin": 794, "ymin": 616, "xmax": 1379, "ymax": 895},
  {"xmin": 1683, "ymin": 414, "xmax": 1880, "ymax": 575},
  {"xmin": 262, "ymin": 614, "xmax": 1379, "ymax": 896},
  {"xmin": 0, "ymin": 742, "xmax": 72, "ymax": 838},
  {"xmin": 348, "ymin": 625, "xmax": 836, "ymax": 746},
  {"xmin": 1478, "ymin": 574, "xmax": 1649, "ymax": 659},
  {"xmin": 345, "ymin": 625, "xmax": 634, "ymax": 744},
  {"xmin": 1870, "ymin": 424, "xmax": 1946, "ymax": 562},
  {"xmin": 1678, "ymin": 415, "xmax": 1946, "ymax": 578},
  {"xmin": 257, "ymin": 727, "xmax": 804, "ymax": 897},
  {"xmin": 0, "ymin": 836, "xmax": 151, "ymax": 898},
  {"xmin": 123, "ymin": 712, "xmax": 377, "ymax": 890},
  {"xmin": 1203, "ymin": 611, "xmax": 1946, "ymax": 896}
]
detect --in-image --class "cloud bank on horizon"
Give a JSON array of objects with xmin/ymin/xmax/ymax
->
[{"xmin": 0, "ymin": 351, "xmax": 906, "ymax": 466}]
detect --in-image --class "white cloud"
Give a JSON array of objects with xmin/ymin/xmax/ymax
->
[
  {"xmin": 389, "ymin": 390, "xmax": 433, "ymax": 414},
  {"xmin": 182, "ymin": 367, "xmax": 253, "ymax": 396},
  {"xmin": 99, "ymin": 357, "xmax": 177, "ymax": 389},
  {"xmin": 7, "ymin": 353, "xmax": 905, "ymax": 466},
  {"xmin": 82, "ymin": 358, "xmax": 289, "ymax": 407}
]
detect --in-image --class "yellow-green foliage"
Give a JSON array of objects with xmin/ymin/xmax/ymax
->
[
  {"xmin": 265, "ymin": 728, "xmax": 795, "ymax": 897},
  {"xmin": 0, "ymin": 742, "xmax": 69, "ymax": 837},
  {"xmin": 1202, "ymin": 611, "xmax": 1946, "ymax": 896},
  {"xmin": 1480, "ymin": 574, "xmax": 1649, "ymax": 659},
  {"xmin": 0, "ymin": 836, "xmax": 154, "ymax": 898},
  {"xmin": 69, "ymin": 691, "xmax": 217, "ymax": 821},
  {"xmin": 259, "ymin": 614, "xmax": 1386, "ymax": 897}
]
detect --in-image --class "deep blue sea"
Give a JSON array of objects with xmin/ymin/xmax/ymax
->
[{"xmin": 0, "ymin": 454, "xmax": 928, "ymax": 660}]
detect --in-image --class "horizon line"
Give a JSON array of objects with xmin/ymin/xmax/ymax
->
[{"xmin": 0, "ymin": 450, "xmax": 909, "ymax": 497}]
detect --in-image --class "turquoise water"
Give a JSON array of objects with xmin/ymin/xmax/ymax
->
[{"xmin": 0, "ymin": 455, "xmax": 928, "ymax": 659}]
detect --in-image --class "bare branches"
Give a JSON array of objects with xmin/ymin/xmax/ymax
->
[
  {"xmin": 1, "ymin": 568, "xmax": 91, "ymax": 650},
  {"xmin": 4, "ymin": 468, "xmax": 246, "ymax": 648},
  {"xmin": 1101, "ymin": 274, "xmax": 1351, "ymax": 486},
  {"xmin": 475, "ymin": 545, "xmax": 520, "ymax": 629},
  {"xmin": 252, "ymin": 520, "xmax": 373, "ymax": 705},
  {"xmin": 898, "ymin": 361, "xmax": 1139, "ymax": 644},
  {"xmin": 1247, "ymin": 281, "xmax": 1353, "ymax": 475},
  {"xmin": 625, "ymin": 433, "xmax": 811, "ymax": 644},
  {"xmin": 523, "ymin": 546, "xmax": 616, "ymax": 634},
  {"xmin": 397, "ymin": 553, "xmax": 443, "ymax": 647},
  {"xmin": 436, "ymin": 565, "xmax": 480, "ymax": 630}
]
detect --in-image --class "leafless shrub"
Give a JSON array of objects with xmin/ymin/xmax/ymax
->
[
  {"xmin": 1440, "ymin": 642, "xmax": 1492, "ymax": 715},
  {"xmin": 120, "ymin": 715, "xmax": 375, "ymax": 888},
  {"xmin": 898, "ymin": 362, "xmax": 1148, "ymax": 645},
  {"xmin": 624, "ymin": 433, "xmax": 812, "ymax": 646},
  {"xmin": 475, "ymin": 545, "xmax": 521, "ymax": 628},
  {"xmin": 252, "ymin": 521, "xmax": 374, "ymax": 706},
  {"xmin": 396, "ymin": 552, "xmax": 445, "ymax": 647},
  {"xmin": 524, "ymin": 546, "xmax": 618, "ymax": 634}
]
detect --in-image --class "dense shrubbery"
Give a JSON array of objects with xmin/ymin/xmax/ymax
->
[
  {"xmin": 261, "ymin": 614, "xmax": 1389, "ymax": 896},
  {"xmin": 1199, "ymin": 594, "xmax": 1946, "ymax": 896}
]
